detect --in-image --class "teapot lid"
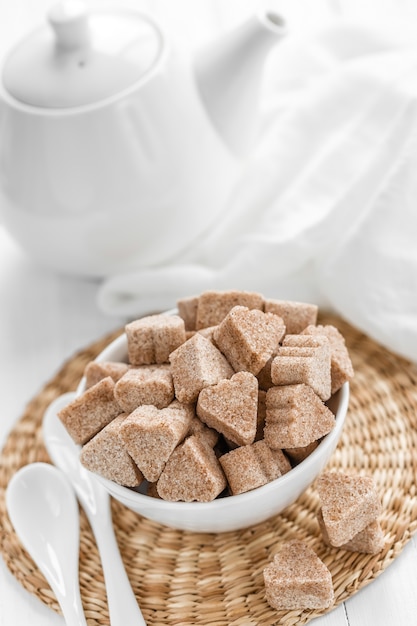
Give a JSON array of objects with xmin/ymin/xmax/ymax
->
[{"xmin": 2, "ymin": 1, "xmax": 165, "ymax": 109}]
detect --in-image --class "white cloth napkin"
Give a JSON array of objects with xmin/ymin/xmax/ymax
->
[{"xmin": 98, "ymin": 18, "xmax": 417, "ymax": 363}]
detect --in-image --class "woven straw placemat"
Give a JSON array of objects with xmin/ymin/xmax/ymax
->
[{"xmin": 1, "ymin": 313, "xmax": 417, "ymax": 626}]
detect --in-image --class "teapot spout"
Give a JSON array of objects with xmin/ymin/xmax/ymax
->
[{"xmin": 194, "ymin": 10, "xmax": 286, "ymax": 157}]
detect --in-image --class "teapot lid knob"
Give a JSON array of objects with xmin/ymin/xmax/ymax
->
[
  {"xmin": 48, "ymin": 1, "xmax": 90, "ymax": 51},
  {"xmin": 1, "ymin": 2, "xmax": 165, "ymax": 109}
]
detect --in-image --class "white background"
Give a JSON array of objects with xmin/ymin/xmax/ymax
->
[{"xmin": 1, "ymin": 1, "xmax": 417, "ymax": 625}]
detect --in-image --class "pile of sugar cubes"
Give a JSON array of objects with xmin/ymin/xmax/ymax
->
[{"xmin": 58, "ymin": 290, "xmax": 355, "ymax": 502}]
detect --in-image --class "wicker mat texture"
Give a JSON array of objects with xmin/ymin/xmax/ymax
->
[{"xmin": 1, "ymin": 313, "xmax": 417, "ymax": 626}]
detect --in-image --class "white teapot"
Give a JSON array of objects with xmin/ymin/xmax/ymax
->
[{"xmin": 0, "ymin": 2, "xmax": 286, "ymax": 276}]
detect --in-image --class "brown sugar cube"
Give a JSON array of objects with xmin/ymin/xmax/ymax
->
[
  {"xmin": 263, "ymin": 540, "xmax": 334, "ymax": 610},
  {"xmin": 341, "ymin": 520, "xmax": 385, "ymax": 554},
  {"xmin": 270, "ymin": 446, "xmax": 292, "ymax": 475},
  {"xmin": 125, "ymin": 314, "xmax": 186, "ymax": 365},
  {"xmin": 251, "ymin": 440, "xmax": 290, "ymax": 480},
  {"xmin": 196, "ymin": 325, "xmax": 218, "ymax": 341},
  {"xmin": 169, "ymin": 332, "xmax": 234, "ymax": 404},
  {"xmin": 185, "ymin": 326, "xmax": 217, "ymax": 341},
  {"xmin": 316, "ymin": 472, "xmax": 383, "ymax": 547},
  {"xmin": 220, "ymin": 440, "xmax": 290, "ymax": 495},
  {"xmin": 196, "ymin": 371, "xmax": 258, "ymax": 446},
  {"xmin": 264, "ymin": 384, "xmax": 335, "ymax": 449},
  {"xmin": 219, "ymin": 442, "xmax": 276, "ymax": 495},
  {"xmin": 317, "ymin": 509, "xmax": 384, "ymax": 554},
  {"xmin": 187, "ymin": 416, "xmax": 219, "ymax": 448},
  {"xmin": 264, "ymin": 299, "xmax": 318, "ymax": 335},
  {"xmin": 285, "ymin": 440, "xmax": 319, "ymax": 464},
  {"xmin": 157, "ymin": 435, "xmax": 227, "ymax": 502},
  {"xmin": 302, "ymin": 324, "xmax": 354, "ymax": 394},
  {"xmin": 213, "ymin": 306, "xmax": 286, "ymax": 375},
  {"xmin": 58, "ymin": 377, "xmax": 121, "ymax": 445},
  {"xmin": 114, "ymin": 365, "xmax": 174, "ymax": 413},
  {"xmin": 271, "ymin": 334, "xmax": 331, "ymax": 401},
  {"xmin": 177, "ymin": 295, "xmax": 199, "ymax": 331},
  {"xmin": 84, "ymin": 360, "xmax": 129, "ymax": 389},
  {"xmin": 119, "ymin": 401, "xmax": 193, "ymax": 482},
  {"xmin": 220, "ymin": 446, "xmax": 261, "ymax": 492},
  {"xmin": 79, "ymin": 415, "xmax": 143, "ymax": 487},
  {"xmin": 195, "ymin": 289, "xmax": 264, "ymax": 330}
]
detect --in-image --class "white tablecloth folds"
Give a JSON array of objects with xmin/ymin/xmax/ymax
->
[{"xmin": 98, "ymin": 18, "xmax": 417, "ymax": 363}]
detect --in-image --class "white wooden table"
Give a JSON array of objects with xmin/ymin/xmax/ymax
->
[{"xmin": 1, "ymin": 2, "xmax": 417, "ymax": 624}]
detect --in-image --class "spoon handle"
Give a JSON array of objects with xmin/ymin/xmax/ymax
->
[
  {"xmin": 88, "ymin": 499, "xmax": 147, "ymax": 626},
  {"xmin": 59, "ymin": 589, "xmax": 88, "ymax": 626}
]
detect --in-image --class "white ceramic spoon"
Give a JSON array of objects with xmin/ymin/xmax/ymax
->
[
  {"xmin": 42, "ymin": 393, "xmax": 147, "ymax": 626},
  {"xmin": 6, "ymin": 462, "xmax": 88, "ymax": 626}
]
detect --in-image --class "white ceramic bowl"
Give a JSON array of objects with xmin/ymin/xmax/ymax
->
[{"xmin": 78, "ymin": 331, "xmax": 349, "ymax": 533}]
